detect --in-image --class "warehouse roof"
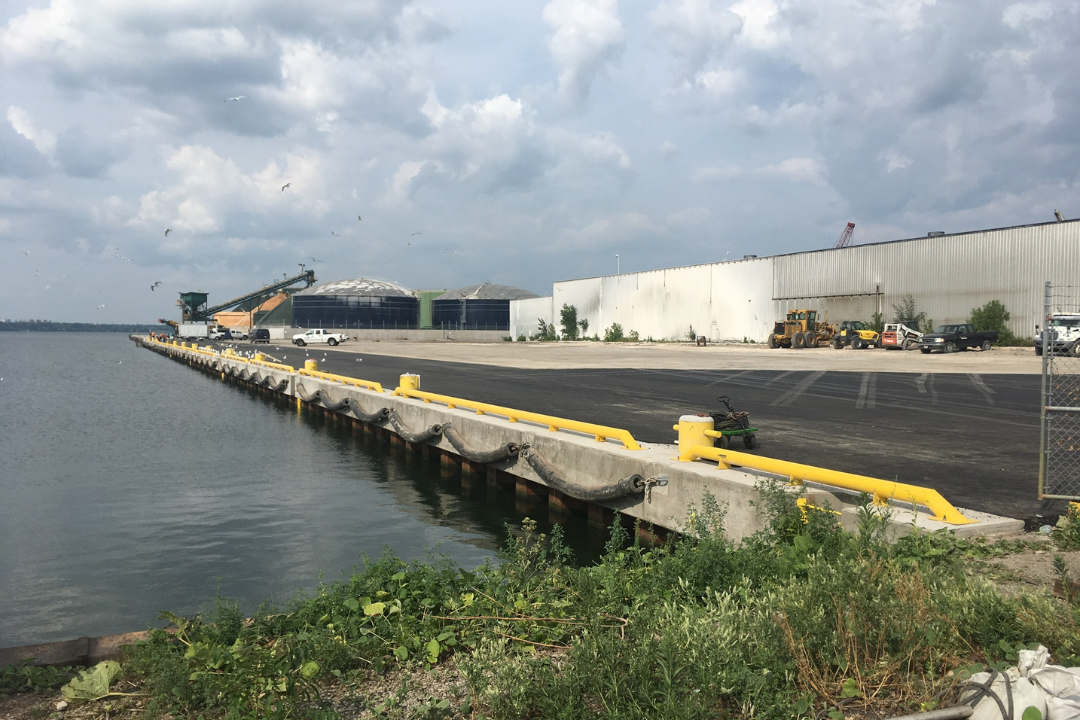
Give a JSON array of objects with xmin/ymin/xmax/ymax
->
[
  {"xmin": 295, "ymin": 278, "xmax": 414, "ymax": 298},
  {"xmin": 435, "ymin": 283, "xmax": 540, "ymax": 301}
]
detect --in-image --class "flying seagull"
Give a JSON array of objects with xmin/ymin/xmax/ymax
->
[
  {"xmin": 357, "ymin": 215, "xmax": 362, "ymax": 221},
  {"xmin": 330, "ymin": 231, "xmax": 339, "ymax": 236},
  {"xmin": 225, "ymin": 95, "xmax": 247, "ymax": 102},
  {"xmin": 411, "ymin": 232, "xmax": 421, "ymax": 236},
  {"xmin": 164, "ymin": 228, "xmax": 171, "ymax": 236},
  {"xmin": 97, "ymin": 304, "xmax": 106, "ymax": 309},
  {"xmin": 151, "ymin": 281, "xmax": 162, "ymax": 291},
  {"xmin": 21, "ymin": 250, "xmax": 30, "ymax": 255},
  {"xmin": 281, "ymin": 183, "xmax": 291, "ymax": 192}
]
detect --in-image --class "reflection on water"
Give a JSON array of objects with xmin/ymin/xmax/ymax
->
[{"xmin": 0, "ymin": 333, "xmax": 605, "ymax": 648}]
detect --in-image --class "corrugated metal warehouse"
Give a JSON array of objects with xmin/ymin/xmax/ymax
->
[{"xmin": 511, "ymin": 219, "xmax": 1080, "ymax": 342}]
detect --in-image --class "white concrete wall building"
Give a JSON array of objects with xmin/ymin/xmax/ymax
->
[{"xmin": 511, "ymin": 219, "xmax": 1080, "ymax": 342}]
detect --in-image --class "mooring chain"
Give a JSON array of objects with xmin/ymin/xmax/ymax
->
[{"xmin": 641, "ymin": 474, "xmax": 669, "ymax": 502}]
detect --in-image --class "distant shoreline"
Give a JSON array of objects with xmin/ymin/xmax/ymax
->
[{"xmin": 0, "ymin": 322, "xmax": 168, "ymax": 333}]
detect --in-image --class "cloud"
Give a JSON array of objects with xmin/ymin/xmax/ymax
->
[
  {"xmin": 756, "ymin": 157, "xmax": 824, "ymax": 183},
  {"xmin": 880, "ymin": 148, "xmax": 913, "ymax": 173},
  {"xmin": 1002, "ymin": 2, "xmax": 1053, "ymax": 28},
  {"xmin": 651, "ymin": 0, "xmax": 742, "ymax": 77},
  {"xmin": 693, "ymin": 164, "xmax": 742, "ymax": 181},
  {"xmin": 7, "ymin": 106, "xmax": 56, "ymax": 156},
  {"xmin": 129, "ymin": 145, "xmax": 326, "ymax": 238},
  {"xmin": 543, "ymin": 0, "xmax": 625, "ymax": 106}
]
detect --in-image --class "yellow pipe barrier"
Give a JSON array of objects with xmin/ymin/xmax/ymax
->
[
  {"xmin": 678, "ymin": 444, "xmax": 975, "ymax": 525},
  {"xmin": 392, "ymin": 385, "xmax": 642, "ymax": 450},
  {"xmin": 298, "ymin": 367, "xmax": 384, "ymax": 394}
]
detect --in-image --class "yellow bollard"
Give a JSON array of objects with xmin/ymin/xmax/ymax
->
[
  {"xmin": 305, "ymin": 359, "xmax": 318, "ymax": 371},
  {"xmin": 673, "ymin": 415, "xmax": 714, "ymax": 459},
  {"xmin": 399, "ymin": 373, "xmax": 420, "ymax": 391}
]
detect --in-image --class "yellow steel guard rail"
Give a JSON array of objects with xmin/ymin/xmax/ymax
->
[
  {"xmin": 298, "ymin": 368, "xmax": 384, "ymax": 394},
  {"xmin": 392, "ymin": 386, "xmax": 642, "ymax": 450},
  {"xmin": 679, "ymin": 444, "xmax": 975, "ymax": 525},
  {"xmin": 240, "ymin": 356, "xmax": 296, "ymax": 373}
]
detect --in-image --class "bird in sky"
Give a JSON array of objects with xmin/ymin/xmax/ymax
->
[
  {"xmin": 225, "ymin": 96, "xmax": 247, "ymax": 102},
  {"xmin": 45, "ymin": 285, "xmax": 50, "ymax": 290},
  {"xmin": 411, "ymin": 232, "xmax": 421, "ymax": 236},
  {"xmin": 330, "ymin": 231, "xmax": 339, "ymax": 236},
  {"xmin": 97, "ymin": 304, "xmax": 106, "ymax": 309},
  {"xmin": 21, "ymin": 250, "xmax": 30, "ymax": 255},
  {"xmin": 357, "ymin": 215, "xmax": 362, "ymax": 221},
  {"xmin": 309, "ymin": 256, "xmax": 323, "ymax": 262},
  {"xmin": 164, "ymin": 228, "xmax": 171, "ymax": 236},
  {"xmin": 281, "ymin": 183, "xmax": 291, "ymax": 191},
  {"xmin": 151, "ymin": 281, "xmax": 162, "ymax": 291}
]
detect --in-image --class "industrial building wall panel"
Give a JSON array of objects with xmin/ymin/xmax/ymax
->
[
  {"xmin": 509, "ymin": 220, "xmax": 1080, "ymax": 343},
  {"xmin": 510, "ymin": 296, "xmax": 553, "ymax": 338},
  {"xmin": 773, "ymin": 222, "xmax": 1080, "ymax": 337}
]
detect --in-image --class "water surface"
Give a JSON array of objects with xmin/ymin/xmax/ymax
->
[{"xmin": 0, "ymin": 333, "xmax": 601, "ymax": 647}]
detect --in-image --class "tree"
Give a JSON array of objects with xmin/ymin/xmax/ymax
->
[
  {"xmin": 604, "ymin": 322, "xmax": 624, "ymax": 342},
  {"xmin": 970, "ymin": 300, "xmax": 1014, "ymax": 343},
  {"xmin": 560, "ymin": 304, "xmax": 579, "ymax": 340},
  {"xmin": 535, "ymin": 318, "xmax": 557, "ymax": 341},
  {"xmin": 891, "ymin": 294, "xmax": 926, "ymax": 328},
  {"xmin": 869, "ymin": 312, "xmax": 884, "ymax": 334},
  {"xmin": 578, "ymin": 318, "xmax": 589, "ymax": 336}
]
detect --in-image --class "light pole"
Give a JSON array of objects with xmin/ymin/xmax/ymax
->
[{"xmin": 615, "ymin": 254, "xmax": 620, "ymax": 275}]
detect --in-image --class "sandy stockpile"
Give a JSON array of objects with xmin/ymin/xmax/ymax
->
[{"xmin": 330, "ymin": 340, "xmax": 1041, "ymax": 374}]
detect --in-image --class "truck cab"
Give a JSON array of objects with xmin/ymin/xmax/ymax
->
[{"xmin": 1035, "ymin": 313, "xmax": 1080, "ymax": 357}]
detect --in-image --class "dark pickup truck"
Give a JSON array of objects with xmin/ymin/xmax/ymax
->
[{"xmin": 918, "ymin": 323, "xmax": 997, "ymax": 353}]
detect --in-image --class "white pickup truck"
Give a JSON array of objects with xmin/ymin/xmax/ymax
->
[{"xmin": 292, "ymin": 328, "xmax": 349, "ymax": 346}]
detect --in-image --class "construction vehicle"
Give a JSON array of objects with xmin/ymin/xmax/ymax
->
[
  {"xmin": 881, "ymin": 323, "xmax": 922, "ymax": 350},
  {"xmin": 831, "ymin": 320, "xmax": 879, "ymax": 349},
  {"xmin": 767, "ymin": 309, "xmax": 836, "ymax": 349}
]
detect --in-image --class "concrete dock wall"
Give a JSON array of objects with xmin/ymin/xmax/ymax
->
[{"xmin": 137, "ymin": 337, "xmax": 1022, "ymax": 541}]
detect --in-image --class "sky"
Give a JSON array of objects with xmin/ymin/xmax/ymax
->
[{"xmin": 1, "ymin": 0, "xmax": 1078, "ymax": 323}]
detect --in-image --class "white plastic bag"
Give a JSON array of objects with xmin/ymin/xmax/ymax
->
[{"xmin": 961, "ymin": 668, "xmax": 1048, "ymax": 720}]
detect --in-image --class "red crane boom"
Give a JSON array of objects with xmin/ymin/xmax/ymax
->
[{"xmin": 834, "ymin": 222, "xmax": 855, "ymax": 249}]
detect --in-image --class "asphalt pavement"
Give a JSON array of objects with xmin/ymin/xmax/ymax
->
[{"xmin": 221, "ymin": 340, "xmax": 1055, "ymax": 523}]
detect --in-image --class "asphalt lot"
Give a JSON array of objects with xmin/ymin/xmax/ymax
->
[{"xmin": 217, "ymin": 339, "xmax": 1054, "ymax": 523}]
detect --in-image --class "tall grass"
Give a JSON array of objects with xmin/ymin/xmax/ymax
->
[{"xmin": 116, "ymin": 482, "xmax": 1079, "ymax": 719}]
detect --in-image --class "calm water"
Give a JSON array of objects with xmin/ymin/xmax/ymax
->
[{"xmin": 0, "ymin": 333, "xmax": 603, "ymax": 647}]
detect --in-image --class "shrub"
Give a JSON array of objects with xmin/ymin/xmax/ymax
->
[
  {"xmin": 970, "ymin": 299, "xmax": 1024, "ymax": 345},
  {"xmin": 687, "ymin": 325, "xmax": 697, "ymax": 341},
  {"xmin": 604, "ymin": 323, "xmax": 624, "ymax": 342},
  {"xmin": 628, "ymin": 329, "xmax": 640, "ymax": 341},
  {"xmin": 577, "ymin": 318, "xmax": 589, "ymax": 336},
  {"xmin": 892, "ymin": 294, "xmax": 926, "ymax": 329},
  {"xmin": 870, "ymin": 311, "xmax": 884, "ymax": 334},
  {"xmin": 535, "ymin": 318, "xmax": 557, "ymax": 341},
  {"xmin": 559, "ymin": 304, "xmax": 579, "ymax": 340}
]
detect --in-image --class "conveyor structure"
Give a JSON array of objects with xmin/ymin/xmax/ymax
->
[{"xmin": 180, "ymin": 269, "xmax": 316, "ymax": 322}]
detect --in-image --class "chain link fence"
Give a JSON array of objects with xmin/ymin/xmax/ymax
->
[{"xmin": 1039, "ymin": 281, "xmax": 1080, "ymax": 500}]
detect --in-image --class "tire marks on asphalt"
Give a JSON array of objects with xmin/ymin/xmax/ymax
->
[
  {"xmin": 915, "ymin": 373, "xmax": 938, "ymax": 405},
  {"xmin": 770, "ymin": 371, "xmax": 825, "ymax": 407},
  {"xmin": 967, "ymin": 373, "xmax": 996, "ymax": 405},
  {"xmin": 762, "ymin": 370, "xmax": 795, "ymax": 389},
  {"xmin": 855, "ymin": 372, "xmax": 877, "ymax": 409}
]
